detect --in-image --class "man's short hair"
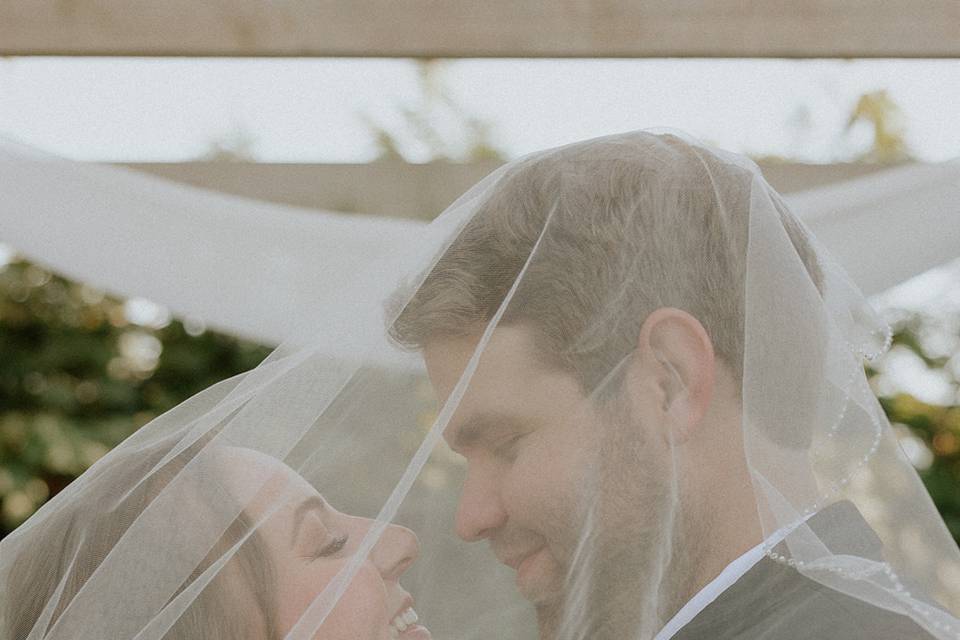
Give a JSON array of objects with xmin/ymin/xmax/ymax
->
[{"xmin": 389, "ymin": 134, "xmax": 823, "ymax": 401}]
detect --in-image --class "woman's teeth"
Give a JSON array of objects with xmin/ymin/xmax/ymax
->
[{"xmin": 389, "ymin": 607, "xmax": 419, "ymax": 637}]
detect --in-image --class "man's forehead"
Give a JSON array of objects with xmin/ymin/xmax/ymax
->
[
  {"xmin": 422, "ymin": 324, "xmax": 587, "ymax": 449},
  {"xmin": 423, "ymin": 326, "xmax": 543, "ymax": 395}
]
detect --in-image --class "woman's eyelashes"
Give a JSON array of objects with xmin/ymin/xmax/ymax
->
[
  {"xmin": 308, "ymin": 533, "xmax": 349, "ymax": 561},
  {"xmin": 299, "ymin": 516, "xmax": 350, "ymax": 561}
]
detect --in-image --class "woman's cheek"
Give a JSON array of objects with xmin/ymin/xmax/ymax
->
[{"xmin": 315, "ymin": 562, "xmax": 389, "ymax": 640}]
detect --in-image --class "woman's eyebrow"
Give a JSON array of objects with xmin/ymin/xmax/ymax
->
[{"xmin": 290, "ymin": 495, "xmax": 326, "ymax": 548}]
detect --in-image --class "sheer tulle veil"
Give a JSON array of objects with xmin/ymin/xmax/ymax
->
[{"xmin": 1, "ymin": 130, "xmax": 959, "ymax": 639}]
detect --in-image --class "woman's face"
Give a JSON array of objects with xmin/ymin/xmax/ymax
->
[{"xmin": 220, "ymin": 448, "xmax": 431, "ymax": 640}]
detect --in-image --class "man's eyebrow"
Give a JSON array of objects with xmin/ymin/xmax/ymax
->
[
  {"xmin": 290, "ymin": 495, "xmax": 326, "ymax": 548},
  {"xmin": 449, "ymin": 413, "xmax": 521, "ymax": 453}
]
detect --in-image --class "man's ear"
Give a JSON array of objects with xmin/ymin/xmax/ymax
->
[{"xmin": 630, "ymin": 307, "xmax": 716, "ymax": 444}]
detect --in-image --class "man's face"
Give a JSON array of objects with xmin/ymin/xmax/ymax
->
[{"xmin": 423, "ymin": 325, "xmax": 672, "ymax": 638}]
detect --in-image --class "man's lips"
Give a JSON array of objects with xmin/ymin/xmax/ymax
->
[{"xmin": 500, "ymin": 546, "xmax": 545, "ymax": 572}]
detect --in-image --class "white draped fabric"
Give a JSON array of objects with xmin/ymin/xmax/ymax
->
[
  {"xmin": 1, "ymin": 140, "xmax": 957, "ymax": 347},
  {"xmin": 785, "ymin": 162, "xmax": 960, "ymax": 298},
  {"xmin": 0, "ymin": 140, "xmax": 424, "ymax": 347}
]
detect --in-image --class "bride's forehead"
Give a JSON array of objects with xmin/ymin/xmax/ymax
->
[
  {"xmin": 207, "ymin": 446, "xmax": 316, "ymax": 503},
  {"xmin": 207, "ymin": 445, "xmax": 282, "ymax": 473}
]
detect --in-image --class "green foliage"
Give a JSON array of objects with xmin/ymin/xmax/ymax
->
[
  {"xmin": 888, "ymin": 395, "xmax": 960, "ymax": 542},
  {"xmin": 875, "ymin": 322, "xmax": 960, "ymax": 543},
  {"xmin": 846, "ymin": 90, "xmax": 911, "ymax": 163},
  {"xmin": 0, "ymin": 259, "xmax": 270, "ymax": 536}
]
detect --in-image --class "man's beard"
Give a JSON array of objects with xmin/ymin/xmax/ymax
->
[{"xmin": 534, "ymin": 397, "xmax": 697, "ymax": 640}]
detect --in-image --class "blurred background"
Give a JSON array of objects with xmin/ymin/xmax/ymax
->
[{"xmin": 1, "ymin": 4, "xmax": 959, "ymax": 545}]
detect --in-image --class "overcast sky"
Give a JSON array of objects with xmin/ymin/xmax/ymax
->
[{"xmin": 1, "ymin": 57, "xmax": 959, "ymax": 163}]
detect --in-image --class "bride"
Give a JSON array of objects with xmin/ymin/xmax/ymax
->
[{"xmin": 3, "ymin": 431, "xmax": 430, "ymax": 639}]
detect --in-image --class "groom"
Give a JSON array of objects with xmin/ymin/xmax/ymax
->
[{"xmin": 389, "ymin": 134, "xmax": 944, "ymax": 639}]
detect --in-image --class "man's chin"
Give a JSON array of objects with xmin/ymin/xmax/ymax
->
[
  {"xmin": 533, "ymin": 597, "xmax": 571, "ymax": 640},
  {"xmin": 515, "ymin": 547, "xmax": 564, "ymax": 604}
]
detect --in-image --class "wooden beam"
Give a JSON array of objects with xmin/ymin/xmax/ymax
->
[
  {"xmin": 124, "ymin": 161, "xmax": 502, "ymax": 220},
  {"xmin": 3, "ymin": 1, "xmax": 960, "ymax": 58},
  {"xmin": 123, "ymin": 161, "xmax": 897, "ymax": 220}
]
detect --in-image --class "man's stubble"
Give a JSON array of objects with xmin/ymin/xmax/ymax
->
[{"xmin": 536, "ymin": 396, "xmax": 701, "ymax": 640}]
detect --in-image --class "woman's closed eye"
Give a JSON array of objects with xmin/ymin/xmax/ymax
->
[{"xmin": 307, "ymin": 533, "xmax": 349, "ymax": 561}]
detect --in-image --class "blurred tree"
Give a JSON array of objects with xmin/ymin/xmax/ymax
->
[
  {"xmin": 845, "ymin": 89, "xmax": 911, "ymax": 163},
  {"xmin": 364, "ymin": 59, "xmax": 505, "ymax": 163},
  {"xmin": 839, "ymin": 89, "xmax": 960, "ymax": 542},
  {"xmin": 0, "ymin": 259, "xmax": 270, "ymax": 536},
  {"xmin": 873, "ymin": 313, "xmax": 960, "ymax": 542},
  {"xmin": 198, "ymin": 127, "xmax": 259, "ymax": 162}
]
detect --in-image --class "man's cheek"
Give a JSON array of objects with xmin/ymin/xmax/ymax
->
[{"xmin": 504, "ymin": 467, "xmax": 571, "ymax": 522}]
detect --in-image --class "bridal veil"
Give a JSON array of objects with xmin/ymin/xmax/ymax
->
[{"xmin": 1, "ymin": 131, "xmax": 958, "ymax": 639}]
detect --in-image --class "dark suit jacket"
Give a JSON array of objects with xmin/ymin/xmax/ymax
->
[{"xmin": 673, "ymin": 502, "xmax": 945, "ymax": 639}]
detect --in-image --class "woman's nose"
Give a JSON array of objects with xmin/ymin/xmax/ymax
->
[{"xmin": 370, "ymin": 523, "xmax": 420, "ymax": 581}]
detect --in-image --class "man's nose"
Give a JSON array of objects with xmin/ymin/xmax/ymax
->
[
  {"xmin": 371, "ymin": 523, "xmax": 420, "ymax": 581},
  {"xmin": 455, "ymin": 463, "xmax": 507, "ymax": 542}
]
